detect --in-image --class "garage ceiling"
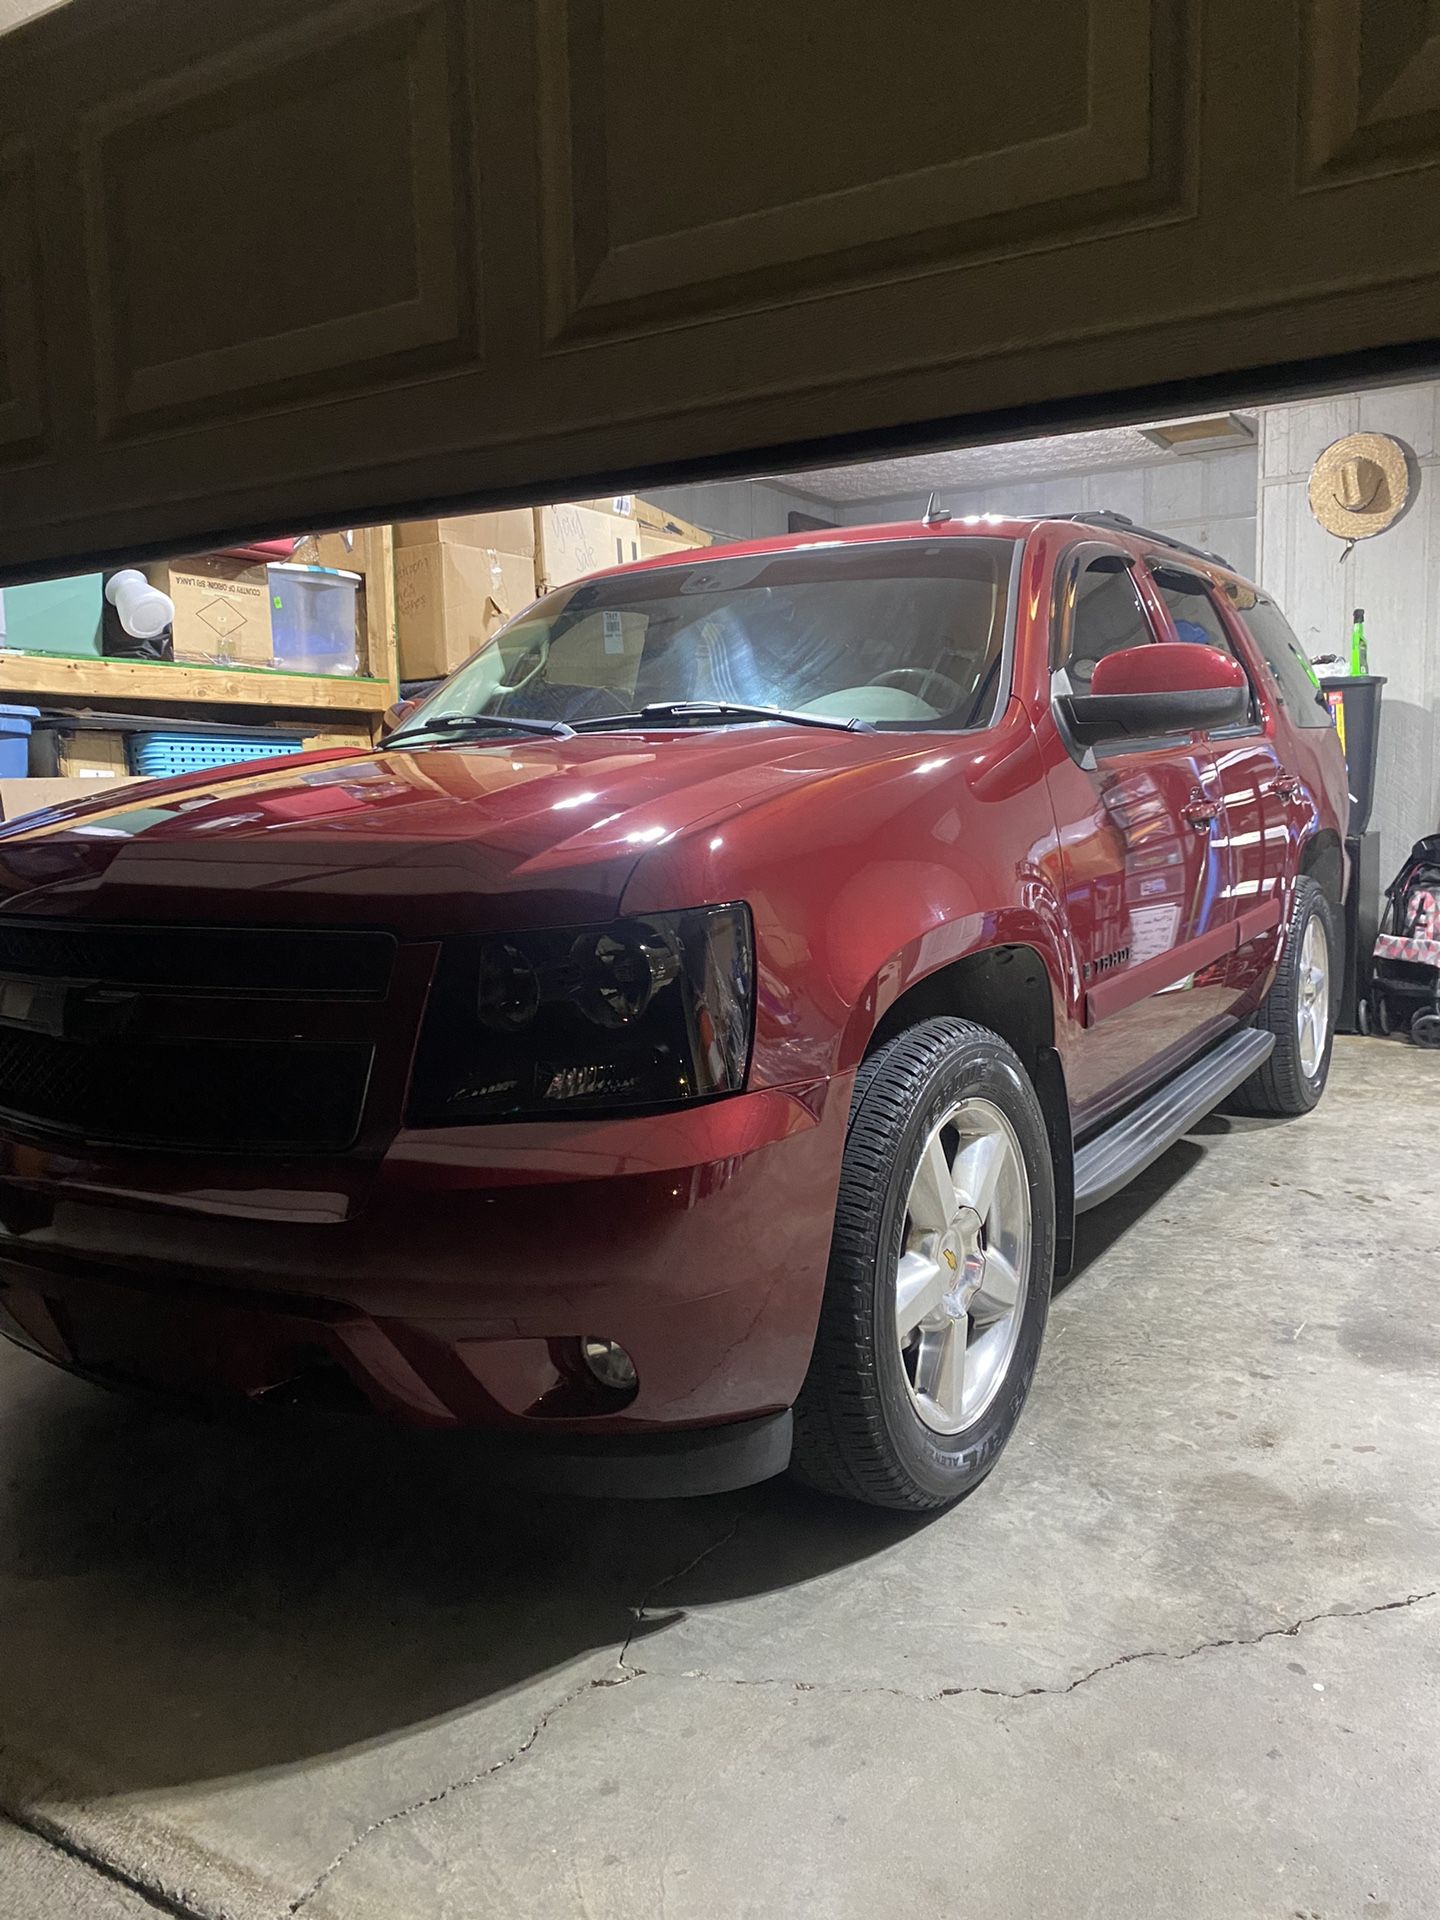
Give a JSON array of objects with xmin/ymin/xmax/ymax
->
[{"xmin": 770, "ymin": 419, "xmax": 1256, "ymax": 505}]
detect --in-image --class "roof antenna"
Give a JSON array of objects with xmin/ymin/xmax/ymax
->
[{"xmin": 922, "ymin": 491, "xmax": 951, "ymax": 526}]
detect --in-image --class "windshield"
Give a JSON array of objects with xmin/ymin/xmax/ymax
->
[{"xmin": 404, "ymin": 537, "xmax": 1017, "ymax": 734}]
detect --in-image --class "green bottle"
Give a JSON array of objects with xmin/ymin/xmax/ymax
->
[{"xmin": 1349, "ymin": 607, "xmax": 1369, "ymax": 677}]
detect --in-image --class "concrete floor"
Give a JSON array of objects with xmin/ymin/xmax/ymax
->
[{"xmin": 0, "ymin": 1035, "xmax": 1437, "ymax": 1920}]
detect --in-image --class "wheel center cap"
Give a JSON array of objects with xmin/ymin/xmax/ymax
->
[{"xmin": 939, "ymin": 1230, "xmax": 985, "ymax": 1318}]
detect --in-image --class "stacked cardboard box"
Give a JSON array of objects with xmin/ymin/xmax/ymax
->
[
  {"xmin": 394, "ymin": 511, "xmax": 537, "ymax": 682},
  {"xmin": 143, "ymin": 555, "xmax": 274, "ymax": 668},
  {"xmin": 533, "ymin": 503, "xmax": 643, "ymax": 593},
  {"xmin": 0, "ymin": 776, "xmax": 139, "ymax": 822},
  {"xmin": 287, "ymin": 530, "xmax": 363, "ymax": 573},
  {"xmin": 538, "ymin": 498, "xmax": 710, "ymax": 590},
  {"xmin": 29, "ymin": 724, "xmax": 130, "ymax": 778},
  {"xmin": 576, "ymin": 496, "xmax": 711, "ymax": 560},
  {"xmin": 393, "ymin": 499, "xmax": 711, "ymax": 682}
]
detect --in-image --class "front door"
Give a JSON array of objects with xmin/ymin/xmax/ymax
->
[{"xmin": 1040, "ymin": 544, "xmax": 1235, "ymax": 1130}]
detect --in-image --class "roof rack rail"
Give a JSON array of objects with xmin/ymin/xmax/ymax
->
[{"xmin": 1062, "ymin": 509, "xmax": 1232, "ymax": 573}]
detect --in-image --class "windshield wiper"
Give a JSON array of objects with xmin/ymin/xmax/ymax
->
[
  {"xmin": 573, "ymin": 701, "xmax": 871, "ymax": 734},
  {"xmin": 387, "ymin": 712, "xmax": 577, "ymax": 747}
]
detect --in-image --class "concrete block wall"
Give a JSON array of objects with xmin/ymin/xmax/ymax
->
[
  {"xmin": 1256, "ymin": 382, "xmax": 1440, "ymax": 879},
  {"xmin": 838, "ymin": 446, "xmax": 1258, "ymax": 581},
  {"xmin": 642, "ymin": 479, "xmax": 828, "ymax": 543}
]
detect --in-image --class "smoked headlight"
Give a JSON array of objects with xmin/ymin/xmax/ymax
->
[{"xmin": 408, "ymin": 903, "xmax": 754, "ymax": 1123}]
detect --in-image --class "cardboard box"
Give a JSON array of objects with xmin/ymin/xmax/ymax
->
[
  {"xmin": 577, "ymin": 495, "xmax": 711, "ymax": 550},
  {"xmin": 535, "ymin": 505, "xmax": 648, "ymax": 593},
  {"xmin": 639, "ymin": 529, "xmax": 700, "ymax": 564},
  {"xmin": 539, "ymin": 501, "xmax": 710, "ymax": 589},
  {"xmin": 145, "ymin": 555, "xmax": 273, "ymax": 667},
  {"xmin": 64, "ymin": 736, "xmax": 130, "ymax": 778},
  {"xmin": 39, "ymin": 729, "xmax": 131, "ymax": 778},
  {"xmin": 394, "ymin": 542, "xmax": 537, "ymax": 682},
  {"xmin": 0, "ymin": 776, "xmax": 139, "ymax": 824},
  {"xmin": 395, "ymin": 511, "xmax": 535, "ymax": 557},
  {"xmin": 286, "ymin": 530, "xmax": 365, "ymax": 574}
]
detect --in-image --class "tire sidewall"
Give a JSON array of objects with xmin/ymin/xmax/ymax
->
[
  {"xmin": 865, "ymin": 1035, "xmax": 1054, "ymax": 1503},
  {"xmin": 1290, "ymin": 880, "xmax": 1341, "ymax": 1107}
]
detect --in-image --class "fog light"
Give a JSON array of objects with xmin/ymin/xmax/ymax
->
[{"xmin": 580, "ymin": 1337, "xmax": 638, "ymax": 1394}]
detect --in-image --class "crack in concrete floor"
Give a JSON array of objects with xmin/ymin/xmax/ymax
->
[
  {"xmin": 284, "ymin": 1669, "xmax": 636, "ymax": 1918},
  {"xmin": 617, "ymin": 1518, "xmax": 744, "ymax": 1675},
  {"xmin": 6, "ymin": 1514, "xmax": 1437, "ymax": 1920},
  {"xmin": 285, "ymin": 1521, "xmax": 747, "ymax": 1919},
  {"xmin": 629, "ymin": 1584, "xmax": 1440, "ymax": 1704},
  {"xmin": 278, "ymin": 1550, "xmax": 1439, "ymax": 1919}
]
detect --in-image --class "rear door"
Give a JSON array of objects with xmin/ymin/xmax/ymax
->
[
  {"xmin": 1039, "ymin": 543, "xmax": 1235, "ymax": 1128},
  {"xmin": 1141, "ymin": 560, "xmax": 1288, "ymax": 996},
  {"xmin": 1224, "ymin": 583, "xmax": 1352, "ymax": 863}
]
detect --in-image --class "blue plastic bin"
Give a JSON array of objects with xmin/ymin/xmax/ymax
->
[
  {"xmin": 0, "ymin": 705, "xmax": 40, "ymax": 777},
  {"xmin": 129, "ymin": 732, "xmax": 304, "ymax": 780}
]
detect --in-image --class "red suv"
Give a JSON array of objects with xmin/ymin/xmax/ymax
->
[{"xmin": 0, "ymin": 511, "xmax": 1347, "ymax": 1509}]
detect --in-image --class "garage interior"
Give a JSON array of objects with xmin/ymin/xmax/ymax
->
[
  {"xmin": 0, "ymin": 395, "xmax": 1435, "ymax": 1920},
  {"xmin": 2, "ymin": 0, "xmax": 1440, "ymax": 1916}
]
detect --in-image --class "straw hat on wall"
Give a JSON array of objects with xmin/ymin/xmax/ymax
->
[{"xmin": 1308, "ymin": 432, "xmax": 1412, "ymax": 542}]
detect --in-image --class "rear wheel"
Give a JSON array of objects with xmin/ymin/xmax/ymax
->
[
  {"xmin": 792, "ymin": 1018, "xmax": 1054, "ymax": 1512},
  {"xmin": 1228, "ymin": 875, "xmax": 1339, "ymax": 1115}
]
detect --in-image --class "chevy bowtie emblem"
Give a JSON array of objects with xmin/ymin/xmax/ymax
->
[{"xmin": 942, "ymin": 1248, "xmax": 958, "ymax": 1271}]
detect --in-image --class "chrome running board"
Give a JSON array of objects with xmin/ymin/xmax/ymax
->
[{"xmin": 1073, "ymin": 1027, "xmax": 1276, "ymax": 1213}]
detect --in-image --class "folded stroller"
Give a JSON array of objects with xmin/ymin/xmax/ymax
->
[{"xmin": 1360, "ymin": 833, "xmax": 1440, "ymax": 1048}]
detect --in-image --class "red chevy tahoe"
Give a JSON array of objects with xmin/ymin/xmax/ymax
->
[{"xmin": 0, "ymin": 511, "xmax": 1347, "ymax": 1510}]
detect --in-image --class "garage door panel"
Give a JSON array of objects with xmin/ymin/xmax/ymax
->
[
  {"xmin": 2, "ymin": 0, "xmax": 1440, "ymax": 573},
  {"xmin": 538, "ymin": 0, "xmax": 1188, "ymax": 339},
  {"xmin": 0, "ymin": 139, "xmax": 44, "ymax": 457},
  {"xmin": 77, "ymin": 0, "xmax": 479, "ymax": 440},
  {"xmin": 1301, "ymin": 0, "xmax": 1440, "ymax": 183}
]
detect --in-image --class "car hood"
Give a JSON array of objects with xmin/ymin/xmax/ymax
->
[{"xmin": 0, "ymin": 727, "xmax": 896, "ymax": 934}]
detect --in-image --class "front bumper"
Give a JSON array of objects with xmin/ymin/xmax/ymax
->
[{"xmin": 0, "ymin": 1079, "xmax": 849, "ymax": 1474}]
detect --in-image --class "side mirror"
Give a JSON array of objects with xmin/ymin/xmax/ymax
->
[{"xmin": 1057, "ymin": 642, "xmax": 1250, "ymax": 746}]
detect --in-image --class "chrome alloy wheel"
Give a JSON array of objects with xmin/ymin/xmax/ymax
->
[
  {"xmin": 1297, "ymin": 914, "xmax": 1330, "ymax": 1078},
  {"xmin": 894, "ymin": 1098, "xmax": 1031, "ymax": 1435}
]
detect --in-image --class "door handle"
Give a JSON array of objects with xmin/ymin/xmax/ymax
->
[
  {"xmin": 1181, "ymin": 794, "xmax": 1219, "ymax": 832},
  {"xmin": 1270, "ymin": 772, "xmax": 1303, "ymax": 801}
]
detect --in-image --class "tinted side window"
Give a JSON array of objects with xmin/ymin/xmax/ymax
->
[
  {"xmin": 1149, "ymin": 562, "xmax": 1258, "ymax": 725},
  {"xmin": 1060, "ymin": 558, "xmax": 1156, "ymax": 688},
  {"xmin": 1232, "ymin": 596, "xmax": 1335, "ymax": 730},
  {"xmin": 1148, "ymin": 563, "xmax": 1235, "ymax": 654}
]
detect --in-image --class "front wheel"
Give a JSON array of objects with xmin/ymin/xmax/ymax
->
[{"xmin": 791, "ymin": 1018, "xmax": 1055, "ymax": 1512}]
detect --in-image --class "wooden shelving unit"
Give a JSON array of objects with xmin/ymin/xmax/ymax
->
[
  {"xmin": 0, "ymin": 653, "xmax": 393, "ymax": 713},
  {"xmin": 0, "ymin": 527, "xmax": 398, "ymax": 738}
]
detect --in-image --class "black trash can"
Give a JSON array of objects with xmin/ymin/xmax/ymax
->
[{"xmin": 1318, "ymin": 674, "xmax": 1386, "ymax": 836}]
